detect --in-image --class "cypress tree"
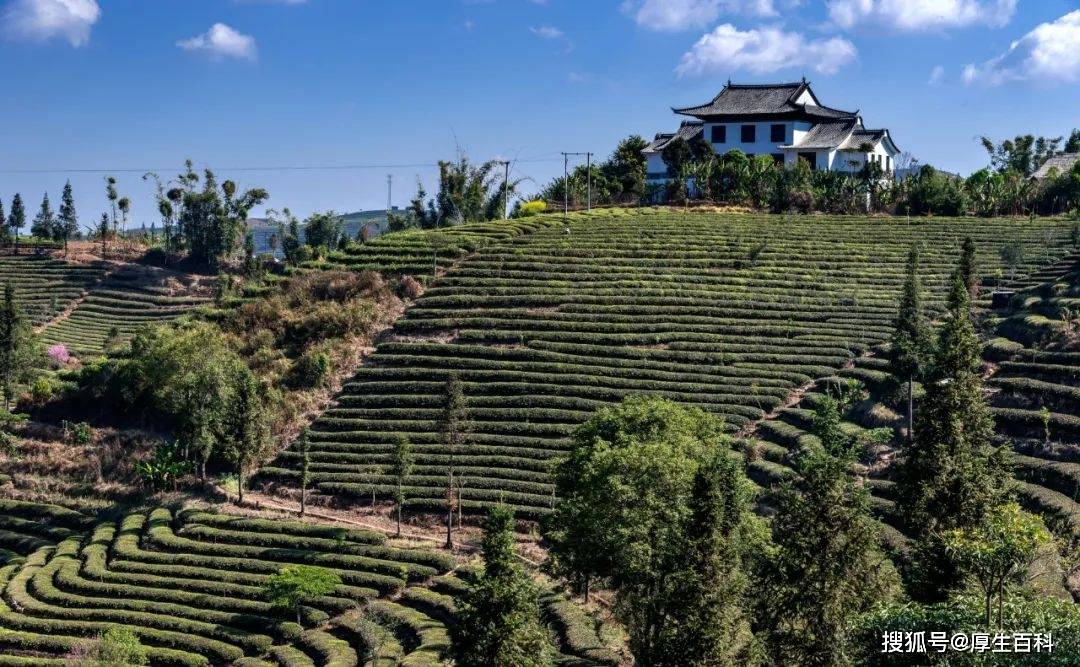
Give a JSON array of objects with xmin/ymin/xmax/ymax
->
[
  {"xmin": 439, "ymin": 374, "xmax": 469, "ymax": 549},
  {"xmin": 391, "ymin": 433, "xmax": 414, "ymax": 537},
  {"xmin": 759, "ymin": 448, "xmax": 900, "ymax": 665},
  {"xmin": 31, "ymin": 192, "xmax": 55, "ymax": 241},
  {"xmin": 0, "ymin": 199, "xmax": 7, "ymax": 245},
  {"xmin": 451, "ymin": 505, "xmax": 554, "ymax": 667},
  {"xmin": 0, "ymin": 283, "xmax": 34, "ymax": 409},
  {"xmin": 9, "ymin": 194, "xmax": 26, "ymax": 255},
  {"xmin": 58, "ymin": 181, "xmax": 77, "ymax": 251},
  {"xmin": 891, "ymin": 244, "xmax": 932, "ymax": 442},
  {"xmin": 894, "ymin": 271, "xmax": 1012, "ymax": 600}
]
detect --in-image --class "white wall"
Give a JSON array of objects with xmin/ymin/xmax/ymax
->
[{"xmin": 705, "ymin": 121, "xmax": 794, "ymax": 160}]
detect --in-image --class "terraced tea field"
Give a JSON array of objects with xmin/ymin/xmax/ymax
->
[
  {"xmin": 0, "ymin": 255, "xmax": 108, "ymax": 327},
  {"xmin": 39, "ymin": 264, "xmax": 213, "ymax": 358},
  {"xmin": 0, "ymin": 500, "xmax": 616, "ymax": 666},
  {"xmin": 261, "ymin": 209, "xmax": 1077, "ymax": 519}
]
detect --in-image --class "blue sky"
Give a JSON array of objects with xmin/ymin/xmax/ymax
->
[{"xmin": 0, "ymin": 0, "xmax": 1078, "ymax": 225}]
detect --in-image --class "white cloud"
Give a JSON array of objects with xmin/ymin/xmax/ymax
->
[
  {"xmin": 2, "ymin": 0, "xmax": 99, "ymax": 47},
  {"xmin": 677, "ymin": 24, "xmax": 856, "ymax": 76},
  {"xmin": 529, "ymin": 25, "xmax": 564, "ymax": 39},
  {"xmin": 928, "ymin": 64, "xmax": 945, "ymax": 85},
  {"xmin": 963, "ymin": 10, "xmax": 1080, "ymax": 86},
  {"xmin": 177, "ymin": 23, "xmax": 257, "ymax": 62},
  {"xmin": 827, "ymin": 0, "xmax": 1017, "ymax": 32},
  {"xmin": 622, "ymin": 0, "xmax": 777, "ymax": 32}
]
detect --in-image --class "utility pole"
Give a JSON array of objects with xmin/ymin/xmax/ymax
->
[
  {"xmin": 586, "ymin": 152, "xmax": 593, "ymax": 211},
  {"xmin": 386, "ymin": 174, "xmax": 392, "ymax": 212},
  {"xmin": 561, "ymin": 151, "xmax": 590, "ymax": 216},
  {"xmin": 494, "ymin": 160, "xmax": 510, "ymax": 219}
]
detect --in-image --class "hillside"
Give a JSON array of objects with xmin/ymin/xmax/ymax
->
[{"xmin": 259, "ymin": 208, "xmax": 1078, "ymax": 519}]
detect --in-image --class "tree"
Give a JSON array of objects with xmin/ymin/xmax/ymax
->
[
  {"xmin": 303, "ymin": 211, "xmax": 345, "ymax": 253},
  {"xmin": 105, "ymin": 176, "xmax": 119, "ymax": 236},
  {"xmin": 409, "ymin": 152, "xmax": 523, "ymax": 228},
  {"xmin": 0, "ymin": 283, "xmax": 39, "ymax": 409},
  {"xmin": 891, "ymin": 244, "xmax": 932, "ymax": 443},
  {"xmin": 1065, "ymin": 129, "xmax": 1080, "ymax": 154},
  {"xmin": 58, "ymin": 181, "xmax": 77, "ymax": 251},
  {"xmin": 811, "ymin": 396, "xmax": 854, "ymax": 458},
  {"xmin": 70, "ymin": 626, "xmax": 148, "ymax": 666},
  {"xmin": 9, "ymin": 193, "xmax": 26, "ymax": 254},
  {"xmin": 661, "ymin": 137, "xmax": 695, "ymax": 203},
  {"xmin": 603, "ymin": 135, "xmax": 649, "ymax": 200},
  {"xmin": 118, "ymin": 196, "xmax": 131, "ymax": 238},
  {"xmin": 30, "ymin": 192, "xmax": 55, "ymax": 241},
  {"xmin": 273, "ymin": 208, "xmax": 303, "ymax": 266},
  {"xmin": 544, "ymin": 396, "xmax": 763, "ymax": 666},
  {"xmin": 758, "ymin": 448, "xmax": 900, "ymax": 666},
  {"xmin": 299, "ymin": 430, "xmax": 310, "ymax": 517},
  {"xmin": 981, "ymin": 134, "xmax": 1062, "ymax": 177},
  {"xmin": 223, "ymin": 367, "xmax": 271, "ymax": 505},
  {"xmin": 439, "ymin": 374, "xmax": 469, "ymax": 549},
  {"xmin": 390, "ymin": 433, "xmax": 414, "ymax": 537},
  {"xmin": 895, "ymin": 270, "xmax": 1013, "ymax": 601},
  {"xmin": 451, "ymin": 505, "xmax": 555, "ymax": 667},
  {"xmin": 942, "ymin": 502, "xmax": 1051, "ymax": 628},
  {"xmin": 263, "ymin": 565, "xmax": 341, "ymax": 625}
]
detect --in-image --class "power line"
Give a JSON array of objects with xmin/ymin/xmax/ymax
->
[{"xmin": 0, "ymin": 156, "xmax": 565, "ymax": 175}]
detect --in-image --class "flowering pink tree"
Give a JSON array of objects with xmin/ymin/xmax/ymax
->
[{"xmin": 47, "ymin": 344, "xmax": 71, "ymax": 367}]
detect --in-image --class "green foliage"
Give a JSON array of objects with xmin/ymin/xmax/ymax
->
[
  {"xmin": 758, "ymin": 449, "xmax": 901, "ymax": 666},
  {"xmin": 302, "ymin": 211, "xmax": 346, "ymax": 255},
  {"xmin": 451, "ymin": 506, "xmax": 554, "ymax": 667},
  {"xmin": 134, "ymin": 441, "xmax": 193, "ymax": 492},
  {"xmin": 76, "ymin": 626, "xmax": 149, "ymax": 667},
  {"xmin": 891, "ymin": 244, "xmax": 932, "ymax": 383},
  {"xmin": 0, "ymin": 283, "xmax": 41, "ymax": 407},
  {"xmin": 981, "ymin": 133, "xmax": 1063, "ymax": 177},
  {"xmin": 899, "ymin": 165, "xmax": 967, "ymax": 216},
  {"xmin": 289, "ymin": 348, "xmax": 331, "ymax": 388},
  {"xmin": 545, "ymin": 396, "xmax": 763, "ymax": 665},
  {"xmin": 942, "ymin": 503, "xmax": 1052, "ymax": 628},
  {"xmin": 30, "ymin": 192, "xmax": 56, "ymax": 240},
  {"xmin": 855, "ymin": 594, "xmax": 1080, "ymax": 665},
  {"xmin": 263, "ymin": 565, "xmax": 342, "ymax": 625},
  {"xmin": 409, "ymin": 154, "xmax": 523, "ymax": 228},
  {"xmin": 516, "ymin": 200, "xmax": 548, "ymax": 218}
]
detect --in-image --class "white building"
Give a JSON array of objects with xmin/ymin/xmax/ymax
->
[{"xmin": 643, "ymin": 81, "xmax": 901, "ymax": 183}]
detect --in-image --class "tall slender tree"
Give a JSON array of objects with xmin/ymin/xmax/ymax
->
[
  {"xmin": 439, "ymin": 374, "xmax": 469, "ymax": 549},
  {"xmin": 31, "ymin": 192, "xmax": 55, "ymax": 241},
  {"xmin": 391, "ymin": 433, "xmax": 414, "ymax": 537},
  {"xmin": 895, "ymin": 269, "xmax": 1012, "ymax": 600},
  {"xmin": 105, "ymin": 176, "xmax": 119, "ymax": 236},
  {"xmin": 891, "ymin": 244, "xmax": 932, "ymax": 443},
  {"xmin": 0, "ymin": 283, "xmax": 37, "ymax": 409},
  {"xmin": 958, "ymin": 236, "xmax": 978, "ymax": 297},
  {"xmin": 298, "ymin": 430, "xmax": 310, "ymax": 517},
  {"xmin": 224, "ymin": 368, "xmax": 270, "ymax": 505},
  {"xmin": 451, "ymin": 505, "xmax": 554, "ymax": 667},
  {"xmin": 9, "ymin": 194, "xmax": 26, "ymax": 255},
  {"xmin": 0, "ymin": 199, "xmax": 7, "ymax": 245},
  {"xmin": 58, "ymin": 181, "xmax": 77, "ymax": 252}
]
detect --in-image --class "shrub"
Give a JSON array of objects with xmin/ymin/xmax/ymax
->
[
  {"xmin": 398, "ymin": 275, "xmax": 424, "ymax": 300},
  {"xmin": 290, "ymin": 349, "xmax": 332, "ymax": 389},
  {"xmin": 46, "ymin": 343, "xmax": 71, "ymax": 367},
  {"xmin": 517, "ymin": 200, "xmax": 548, "ymax": 218}
]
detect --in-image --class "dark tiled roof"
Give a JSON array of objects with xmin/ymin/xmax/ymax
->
[
  {"xmin": 674, "ymin": 82, "xmax": 857, "ymax": 120},
  {"xmin": 840, "ymin": 128, "xmax": 887, "ymax": 150},
  {"xmin": 643, "ymin": 121, "xmax": 704, "ymax": 154},
  {"xmin": 1033, "ymin": 153, "xmax": 1080, "ymax": 179},
  {"xmin": 784, "ymin": 120, "xmax": 859, "ymax": 150}
]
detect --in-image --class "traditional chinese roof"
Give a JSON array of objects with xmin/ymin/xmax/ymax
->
[
  {"xmin": 1032, "ymin": 153, "xmax": 1080, "ymax": 179},
  {"xmin": 642, "ymin": 120, "xmax": 704, "ymax": 154},
  {"xmin": 673, "ymin": 81, "xmax": 858, "ymax": 122}
]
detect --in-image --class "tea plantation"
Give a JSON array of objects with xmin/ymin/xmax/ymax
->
[
  {"xmin": 0, "ymin": 256, "xmax": 109, "ymax": 327},
  {"xmin": 261, "ymin": 208, "xmax": 1078, "ymax": 519}
]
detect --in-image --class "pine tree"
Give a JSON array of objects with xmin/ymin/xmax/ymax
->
[
  {"xmin": 891, "ymin": 244, "xmax": 932, "ymax": 442},
  {"xmin": 298, "ymin": 430, "xmax": 310, "ymax": 517},
  {"xmin": 667, "ymin": 451, "xmax": 762, "ymax": 666},
  {"xmin": 0, "ymin": 199, "xmax": 6, "ymax": 246},
  {"xmin": 439, "ymin": 374, "xmax": 469, "ymax": 549},
  {"xmin": 31, "ymin": 192, "xmax": 55, "ymax": 241},
  {"xmin": 895, "ymin": 272, "xmax": 1012, "ymax": 600},
  {"xmin": 451, "ymin": 505, "xmax": 554, "ymax": 667},
  {"xmin": 391, "ymin": 433, "xmax": 414, "ymax": 537},
  {"xmin": 759, "ymin": 449, "xmax": 900, "ymax": 665},
  {"xmin": 58, "ymin": 181, "xmax": 77, "ymax": 251},
  {"xmin": 0, "ymin": 283, "xmax": 36, "ymax": 409},
  {"xmin": 9, "ymin": 194, "xmax": 26, "ymax": 255}
]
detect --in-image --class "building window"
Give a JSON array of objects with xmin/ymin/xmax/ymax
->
[
  {"xmin": 886, "ymin": 155, "xmax": 892, "ymax": 171},
  {"xmin": 741, "ymin": 125, "xmax": 756, "ymax": 143},
  {"xmin": 798, "ymin": 152, "xmax": 817, "ymax": 170},
  {"xmin": 711, "ymin": 125, "xmax": 726, "ymax": 143},
  {"xmin": 772, "ymin": 153, "xmax": 784, "ymax": 164},
  {"xmin": 770, "ymin": 124, "xmax": 785, "ymax": 143}
]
